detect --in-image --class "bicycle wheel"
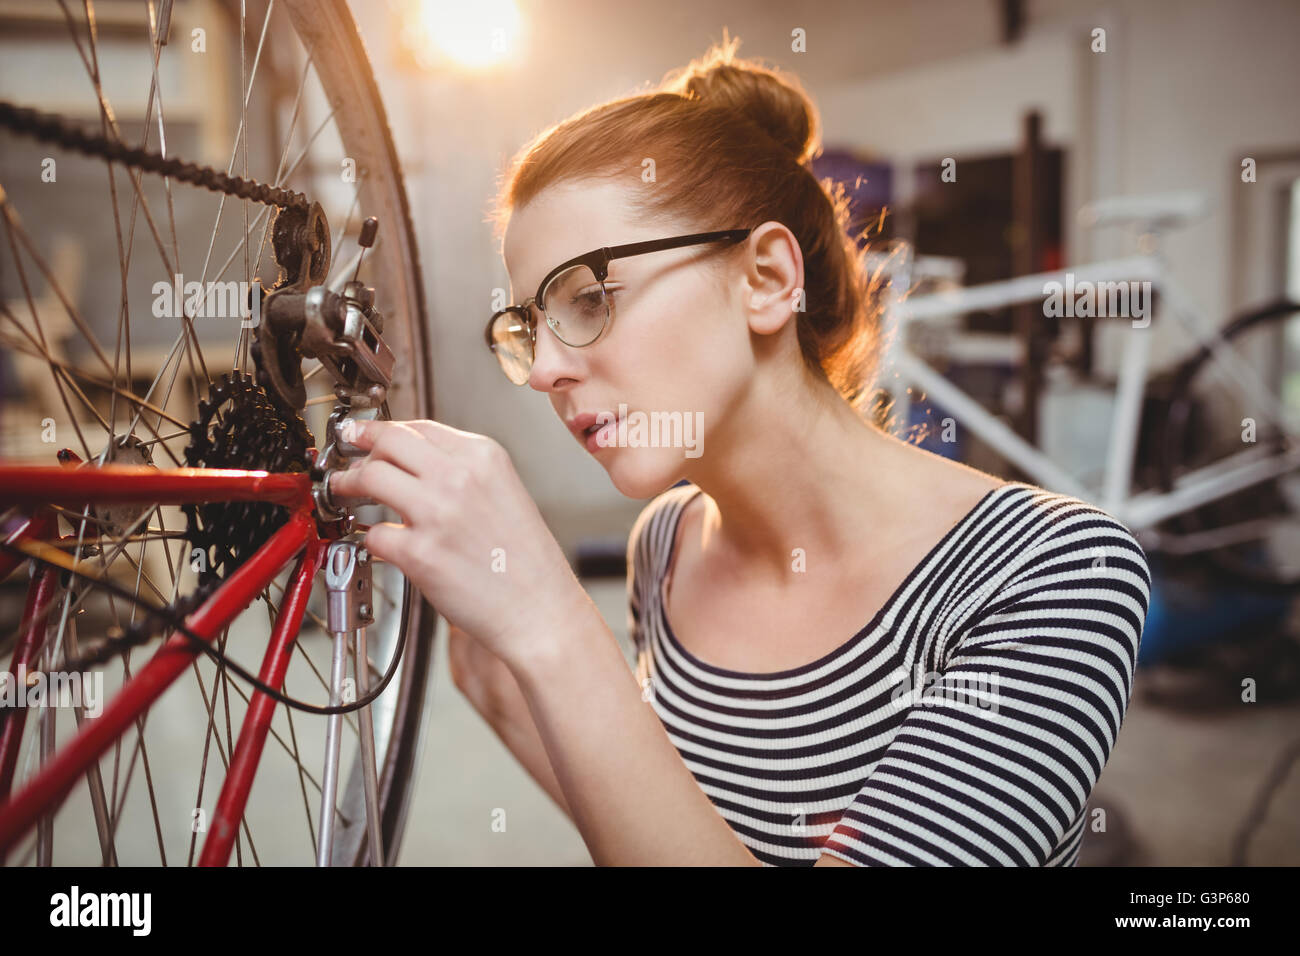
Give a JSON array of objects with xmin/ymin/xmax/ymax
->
[
  {"xmin": 1155, "ymin": 300, "xmax": 1300, "ymax": 591},
  {"xmin": 0, "ymin": 0, "xmax": 435, "ymax": 864}
]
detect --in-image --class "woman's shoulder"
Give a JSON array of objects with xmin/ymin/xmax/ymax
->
[
  {"xmin": 626, "ymin": 482, "xmax": 703, "ymax": 575},
  {"xmin": 625, "ymin": 484, "xmax": 704, "ymax": 646},
  {"xmin": 983, "ymin": 480, "xmax": 1152, "ymax": 596},
  {"xmin": 992, "ymin": 480, "xmax": 1146, "ymax": 545}
]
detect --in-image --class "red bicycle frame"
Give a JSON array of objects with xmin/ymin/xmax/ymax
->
[{"xmin": 0, "ymin": 462, "xmax": 334, "ymax": 865}]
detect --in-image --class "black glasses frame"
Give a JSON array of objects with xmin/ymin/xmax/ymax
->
[{"xmin": 484, "ymin": 228, "xmax": 753, "ymax": 377}]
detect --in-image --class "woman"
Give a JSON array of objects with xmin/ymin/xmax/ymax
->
[{"xmin": 330, "ymin": 36, "xmax": 1150, "ymax": 866}]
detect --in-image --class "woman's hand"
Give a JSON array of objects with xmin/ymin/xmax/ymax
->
[{"xmin": 328, "ymin": 418, "xmax": 588, "ymax": 669}]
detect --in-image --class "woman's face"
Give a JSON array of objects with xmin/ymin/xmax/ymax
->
[{"xmin": 502, "ymin": 179, "xmax": 759, "ymax": 499}]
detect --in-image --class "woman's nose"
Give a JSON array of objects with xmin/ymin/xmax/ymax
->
[{"xmin": 526, "ymin": 308, "xmax": 582, "ymax": 390}]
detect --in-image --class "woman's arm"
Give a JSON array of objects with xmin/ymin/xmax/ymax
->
[
  {"xmin": 508, "ymin": 586, "xmax": 761, "ymax": 866},
  {"xmin": 818, "ymin": 511, "xmax": 1150, "ymax": 866},
  {"xmin": 328, "ymin": 418, "xmax": 761, "ymax": 865},
  {"xmin": 446, "ymin": 623, "xmax": 573, "ymax": 819}
]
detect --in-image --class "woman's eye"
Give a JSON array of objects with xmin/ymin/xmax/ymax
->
[{"xmin": 569, "ymin": 285, "xmax": 618, "ymax": 304}]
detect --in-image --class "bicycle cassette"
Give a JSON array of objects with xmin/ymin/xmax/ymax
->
[{"xmin": 182, "ymin": 371, "xmax": 314, "ymax": 585}]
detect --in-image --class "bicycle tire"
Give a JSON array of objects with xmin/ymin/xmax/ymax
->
[
  {"xmin": 277, "ymin": 0, "xmax": 437, "ymax": 867},
  {"xmin": 1154, "ymin": 299, "xmax": 1300, "ymax": 592},
  {"xmin": 0, "ymin": 0, "xmax": 438, "ymax": 865}
]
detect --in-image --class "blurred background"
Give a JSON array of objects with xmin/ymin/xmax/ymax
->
[{"xmin": 1, "ymin": 0, "xmax": 1298, "ymax": 865}]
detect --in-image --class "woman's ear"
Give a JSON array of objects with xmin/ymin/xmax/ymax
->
[{"xmin": 741, "ymin": 221, "xmax": 804, "ymax": 336}]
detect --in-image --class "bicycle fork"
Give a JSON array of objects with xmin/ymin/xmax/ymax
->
[{"xmin": 317, "ymin": 539, "xmax": 385, "ymax": 866}]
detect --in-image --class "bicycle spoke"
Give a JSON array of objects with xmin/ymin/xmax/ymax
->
[
  {"xmin": 0, "ymin": 329, "xmax": 189, "ymax": 434},
  {"xmin": 103, "ymin": 647, "xmax": 168, "ymax": 865},
  {"xmin": 250, "ymin": 48, "xmax": 315, "ymax": 274},
  {"xmin": 262, "ymin": 589, "xmax": 360, "ymax": 739},
  {"xmin": 210, "ymin": 656, "xmax": 341, "ymax": 806},
  {"xmin": 326, "ymin": 171, "xmax": 368, "ymax": 287},
  {"xmin": 90, "ymin": 0, "xmax": 199, "ymax": 446},
  {"xmin": 0, "ymin": 324, "xmax": 109, "ymax": 434},
  {"xmin": 237, "ymin": 0, "xmax": 250, "ymax": 373},
  {"xmin": 216, "ymin": 624, "xmax": 242, "ymax": 865},
  {"xmin": 283, "ymin": 673, "xmax": 319, "ymax": 860},
  {"xmin": 182, "ymin": 649, "xmax": 263, "ymax": 867},
  {"xmin": 0, "ymin": 302, "xmax": 95, "ymax": 460},
  {"xmin": 199, "ymin": 1, "xmax": 278, "ymax": 286},
  {"xmin": 0, "ymin": 240, "xmax": 189, "ymax": 468},
  {"xmin": 36, "ymin": 625, "xmax": 57, "ymax": 863},
  {"xmin": 116, "ymin": 535, "xmax": 169, "ymax": 864},
  {"xmin": 185, "ymin": 636, "xmax": 232, "ymax": 866},
  {"xmin": 2, "ymin": 0, "xmax": 429, "ymax": 865},
  {"xmin": 60, "ymin": 616, "xmax": 121, "ymax": 866},
  {"xmin": 135, "ymin": 430, "xmax": 191, "ymax": 448},
  {"xmin": 0, "ymin": 196, "xmax": 113, "ymax": 376},
  {"xmin": 78, "ymin": 0, "xmax": 138, "ymax": 442},
  {"xmin": 0, "ymin": 504, "xmax": 153, "ymax": 656},
  {"xmin": 145, "ymin": 0, "xmax": 184, "ymax": 280},
  {"xmin": 55, "ymin": 1, "xmax": 180, "ymax": 284},
  {"xmin": 226, "ymin": 104, "xmax": 342, "ymax": 290},
  {"xmin": 124, "ymin": 330, "xmax": 201, "ymax": 449}
]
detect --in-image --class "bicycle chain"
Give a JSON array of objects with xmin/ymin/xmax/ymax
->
[
  {"xmin": 182, "ymin": 371, "xmax": 315, "ymax": 587},
  {"xmin": 62, "ymin": 580, "xmax": 220, "ymax": 672},
  {"xmin": 0, "ymin": 100, "xmax": 309, "ymax": 211},
  {"xmin": 1, "ymin": 100, "xmax": 325, "ymax": 646}
]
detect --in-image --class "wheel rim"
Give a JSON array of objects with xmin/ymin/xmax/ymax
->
[{"xmin": 0, "ymin": 0, "xmax": 434, "ymax": 864}]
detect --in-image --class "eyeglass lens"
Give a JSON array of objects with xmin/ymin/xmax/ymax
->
[{"xmin": 490, "ymin": 263, "xmax": 608, "ymax": 382}]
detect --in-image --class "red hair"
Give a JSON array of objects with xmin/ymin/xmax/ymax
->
[{"xmin": 490, "ymin": 30, "xmax": 885, "ymax": 415}]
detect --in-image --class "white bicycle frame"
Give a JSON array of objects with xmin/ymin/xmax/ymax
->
[{"xmin": 876, "ymin": 193, "xmax": 1300, "ymax": 556}]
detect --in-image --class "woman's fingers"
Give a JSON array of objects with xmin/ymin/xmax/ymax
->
[
  {"xmin": 342, "ymin": 417, "xmax": 448, "ymax": 453},
  {"xmin": 367, "ymin": 417, "xmax": 501, "ymax": 464},
  {"xmin": 351, "ymin": 420, "xmax": 445, "ymax": 477},
  {"xmin": 337, "ymin": 416, "xmax": 381, "ymax": 450},
  {"xmin": 404, "ymin": 418, "xmax": 500, "ymax": 454},
  {"xmin": 329, "ymin": 420, "xmax": 445, "ymax": 506},
  {"xmin": 329, "ymin": 459, "xmax": 422, "ymax": 519},
  {"xmin": 320, "ymin": 415, "xmax": 571, "ymax": 664},
  {"xmin": 359, "ymin": 519, "xmax": 416, "ymax": 568}
]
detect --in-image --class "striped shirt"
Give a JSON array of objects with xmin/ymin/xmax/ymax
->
[{"xmin": 626, "ymin": 480, "xmax": 1151, "ymax": 866}]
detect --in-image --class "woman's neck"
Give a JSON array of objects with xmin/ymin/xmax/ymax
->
[{"xmin": 681, "ymin": 369, "xmax": 931, "ymax": 582}]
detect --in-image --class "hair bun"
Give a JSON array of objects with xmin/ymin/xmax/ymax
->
[{"xmin": 662, "ymin": 31, "xmax": 819, "ymax": 165}]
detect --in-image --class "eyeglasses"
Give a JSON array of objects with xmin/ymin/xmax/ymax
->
[{"xmin": 485, "ymin": 228, "xmax": 752, "ymax": 385}]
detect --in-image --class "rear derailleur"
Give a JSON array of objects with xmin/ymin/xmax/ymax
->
[{"xmin": 252, "ymin": 213, "xmax": 395, "ymax": 536}]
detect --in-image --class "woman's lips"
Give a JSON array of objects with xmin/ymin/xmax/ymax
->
[{"xmin": 583, "ymin": 409, "xmax": 624, "ymax": 453}]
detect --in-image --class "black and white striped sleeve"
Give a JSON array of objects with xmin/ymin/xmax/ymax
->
[
  {"xmin": 820, "ymin": 508, "xmax": 1151, "ymax": 866},
  {"xmin": 626, "ymin": 529, "xmax": 644, "ymax": 659},
  {"xmin": 625, "ymin": 494, "xmax": 664, "ymax": 659}
]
